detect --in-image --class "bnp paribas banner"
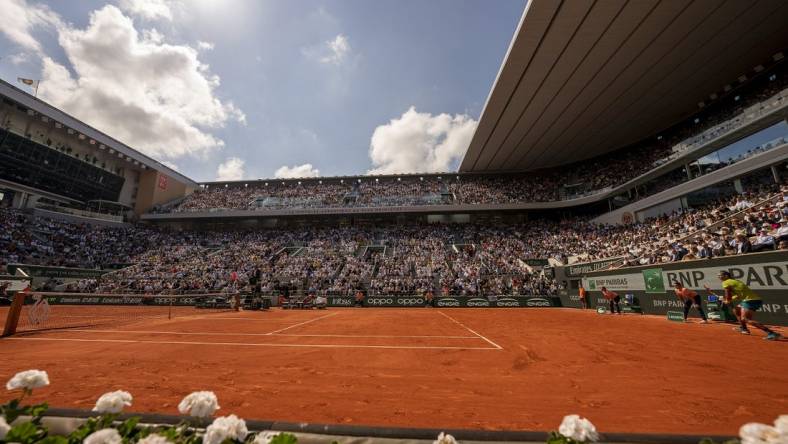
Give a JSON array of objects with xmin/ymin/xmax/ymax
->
[
  {"xmin": 583, "ymin": 261, "xmax": 788, "ymax": 293},
  {"xmin": 582, "ymin": 256, "xmax": 788, "ymax": 325}
]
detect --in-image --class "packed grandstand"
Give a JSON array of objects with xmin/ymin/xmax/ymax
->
[{"xmin": 3, "ymin": 178, "xmax": 786, "ymax": 298}]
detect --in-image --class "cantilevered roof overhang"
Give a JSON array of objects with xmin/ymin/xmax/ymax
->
[{"xmin": 461, "ymin": 0, "xmax": 788, "ymax": 173}]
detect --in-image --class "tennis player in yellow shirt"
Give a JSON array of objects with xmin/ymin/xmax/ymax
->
[{"xmin": 704, "ymin": 270, "xmax": 781, "ymax": 340}]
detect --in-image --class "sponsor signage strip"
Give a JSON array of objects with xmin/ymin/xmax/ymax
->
[
  {"xmin": 328, "ymin": 296, "xmax": 558, "ymax": 308},
  {"xmin": 8, "ymin": 264, "xmax": 108, "ymax": 279}
]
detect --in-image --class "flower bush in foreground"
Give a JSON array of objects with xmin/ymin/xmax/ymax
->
[
  {"xmin": 137, "ymin": 434, "xmax": 174, "ymax": 444},
  {"xmin": 6, "ymin": 370, "xmax": 50, "ymax": 392},
  {"xmin": 548, "ymin": 414, "xmax": 599, "ymax": 443},
  {"xmin": 83, "ymin": 428, "xmax": 123, "ymax": 444},
  {"xmin": 0, "ymin": 415, "xmax": 10, "ymax": 440},
  {"xmin": 203, "ymin": 415, "xmax": 248, "ymax": 444},
  {"xmin": 433, "ymin": 432, "xmax": 458, "ymax": 444},
  {"xmin": 177, "ymin": 391, "xmax": 220, "ymax": 419},
  {"xmin": 93, "ymin": 391, "xmax": 133, "ymax": 415},
  {"xmin": 735, "ymin": 415, "xmax": 788, "ymax": 444}
]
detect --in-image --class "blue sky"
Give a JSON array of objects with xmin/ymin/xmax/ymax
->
[{"xmin": 0, "ymin": 0, "xmax": 525, "ymax": 181}]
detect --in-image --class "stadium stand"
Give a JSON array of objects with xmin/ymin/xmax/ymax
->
[{"xmin": 3, "ymin": 177, "xmax": 785, "ymax": 298}]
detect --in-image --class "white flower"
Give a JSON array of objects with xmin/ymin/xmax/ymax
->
[
  {"xmin": 138, "ymin": 434, "xmax": 174, "ymax": 444},
  {"xmin": 84, "ymin": 428, "xmax": 122, "ymax": 444},
  {"xmin": 6, "ymin": 370, "xmax": 50, "ymax": 391},
  {"xmin": 0, "ymin": 416, "xmax": 10, "ymax": 440},
  {"xmin": 558, "ymin": 414, "xmax": 599, "ymax": 443},
  {"xmin": 178, "ymin": 391, "xmax": 220, "ymax": 418},
  {"xmin": 252, "ymin": 431, "xmax": 280, "ymax": 444},
  {"xmin": 739, "ymin": 422, "xmax": 780, "ymax": 444},
  {"xmin": 93, "ymin": 390, "xmax": 133, "ymax": 414},
  {"xmin": 433, "ymin": 432, "xmax": 458, "ymax": 444},
  {"xmin": 203, "ymin": 414, "xmax": 248, "ymax": 444},
  {"xmin": 774, "ymin": 415, "xmax": 788, "ymax": 434}
]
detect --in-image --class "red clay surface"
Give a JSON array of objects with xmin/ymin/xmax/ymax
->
[{"xmin": 1, "ymin": 307, "xmax": 786, "ymax": 435}]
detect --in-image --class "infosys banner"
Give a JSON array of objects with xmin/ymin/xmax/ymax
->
[
  {"xmin": 582, "ymin": 251, "xmax": 788, "ymax": 325},
  {"xmin": 328, "ymin": 295, "xmax": 560, "ymax": 308}
]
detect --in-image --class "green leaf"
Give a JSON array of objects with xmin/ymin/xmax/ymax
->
[
  {"xmin": 38, "ymin": 436, "xmax": 70, "ymax": 444},
  {"xmin": 269, "ymin": 432, "xmax": 298, "ymax": 444},
  {"xmin": 5, "ymin": 421, "xmax": 47, "ymax": 444},
  {"xmin": 27, "ymin": 402, "xmax": 50, "ymax": 424},
  {"xmin": 2, "ymin": 398, "xmax": 24, "ymax": 423},
  {"xmin": 117, "ymin": 416, "xmax": 141, "ymax": 437},
  {"xmin": 546, "ymin": 431, "xmax": 571, "ymax": 444}
]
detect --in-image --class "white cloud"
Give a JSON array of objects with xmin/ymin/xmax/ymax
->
[
  {"xmin": 274, "ymin": 163, "xmax": 320, "ymax": 178},
  {"xmin": 117, "ymin": 0, "xmax": 173, "ymax": 21},
  {"xmin": 216, "ymin": 157, "xmax": 245, "ymax": 181},
  {"xmin": 0, "ymin": 0, "xmax": 62, "ymax": 53},
  {"xmin": 368, "ymin": 107, "xmax": 478, "ymax": 174},
  {"xmin": 303, "ymin": 34, "xmax": 351, "ymax": 66},
  {"xmin": 33, "ymin": 4, "xmax": 244, "ymax": 160},
  {"xmin": 321, "ymin": 34, "xmax": 350, "ymax": 65},
  {"xmin": 8, "ymin": 52, "xmax": 32, "ymax": 65},
  {"xmin": 197, "ymin": 41, "xmax": 214, "ymax": 51}
]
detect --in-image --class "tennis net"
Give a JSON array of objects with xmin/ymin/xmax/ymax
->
[{"xmin": 2, "ymin": 292, "xmax": 259, "ymax": 335}]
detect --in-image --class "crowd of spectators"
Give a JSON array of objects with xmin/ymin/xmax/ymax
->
[
  {"xmin": 0, "ymin": 209, "xmax": 179, "ymax": 269},
  {"xmin": 2, "ymin": 180, "xmax": 785, "ymax": 299},
  {"xmin": 620, "ymin": 183, "xmax": 788, "ymax": 266}
]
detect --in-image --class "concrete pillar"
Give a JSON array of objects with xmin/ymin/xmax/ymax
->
[
  {"xmin": 772, "ymin": 165, "xmax": 781, "ymax": 183},
  {"xmin": 685, "ymin": 163, "xmax": 693, "ymax": 180},
  {"xmin": 734, "ymin": 179, "xmax": 744, "ymax": 194},
  {"xmin": 11, "ymin": 191, "xmax": 26, "ymax": 209}
]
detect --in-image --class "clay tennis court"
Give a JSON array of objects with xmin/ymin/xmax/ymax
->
[{"xmin": 1, "ymin": 307, "xmax": 786, "ymax": 435}]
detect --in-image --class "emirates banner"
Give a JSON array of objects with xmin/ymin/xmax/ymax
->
[{"xmin": 0, "ymin": 276, "xmax": 30, "ymax": 292}]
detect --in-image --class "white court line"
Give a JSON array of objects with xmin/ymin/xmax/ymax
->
[
  {"xmin": 273, "ymin": 333, "xmax": 478, "ymax": 339},
  {"xmin": 263, "ymin": 312, "xmax": 340, "ymax": 335},
  {"xmin": 437, "ymin": 311, "xmax": 503, "ymax": 350},
  {"xmin": 6, "ymin": 337, "xmax": 499, "ymax": 350},
  {"xmin": 50, "ymin": 329, "xmax": 478, "ymax": 339},
  {"xmin": 191, "ymin": 317, "xmax": 277, "ymax": 321}
]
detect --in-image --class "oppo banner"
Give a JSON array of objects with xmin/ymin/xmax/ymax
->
[
  {"xmin": 581, "ymin": 251, "xmax": 788, "ymax": 325},
  {"xmin": 328, "ymin": 295, "xmax": 560, "ymax": 308}
]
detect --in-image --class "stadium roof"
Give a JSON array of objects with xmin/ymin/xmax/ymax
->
[
  {"xmin": 0, "ymin": 79, "xmax": 197, "ymax": 187},
  {"xmin": 460, "ymin": 0, "xmax": 788, "ymax": 173}
]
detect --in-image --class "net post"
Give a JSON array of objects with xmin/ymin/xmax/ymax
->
[{"xmin": 2, "ymin": 293, "xmax": 26, "ymax": 337}]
